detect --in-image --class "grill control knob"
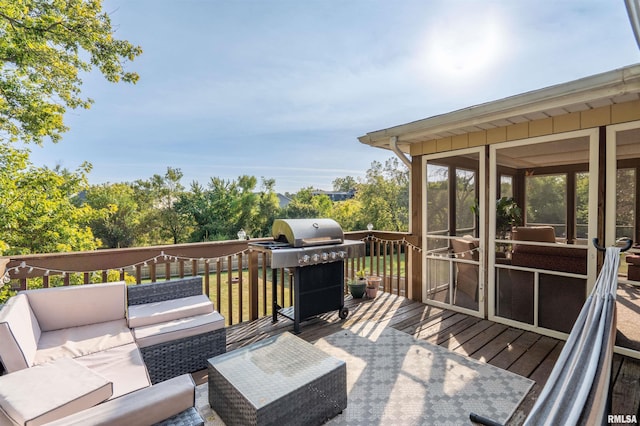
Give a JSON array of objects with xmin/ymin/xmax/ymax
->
[
  {"xmin": 312, "ymin": 254, "xmax": 320, "ymax": 263},
  {"xmin": 330, "ymin": 252, "xmax": 337, "ymax": 260},
  {"xmin": 338, "ymin": 251, "xmax": 346, "ymax": 259},
  {"xmin": 300, "ymin": 255, "xmax": 310, "ymax": 264},
  {"xmin": 321, "ymin": 252, "xmax": 329, "ymax": 261}
]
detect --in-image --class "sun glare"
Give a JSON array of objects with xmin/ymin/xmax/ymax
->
[{"xmin": 422, "ymin": 6, "xmax": 507, "ymax": 81}]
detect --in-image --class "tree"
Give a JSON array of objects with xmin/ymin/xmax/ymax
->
[
  {"xmin": 333, "ymin": 176, "xmax": 358, "ymax": 192},
  {"xmin": 83, "ymin": 183, "xmax": 141, "ymax": 248},
  {"xmin": 132, "ymin": 167, "xmax": 191, "ymax": 245},
  {"xmin": 525, "ymin": 174, "xmax": 566, "ymax": 231},
  {"xmin": 331, "ymin": 198, "xmax": 365, "ymax": 231},
  {"xmin": 357, "ymin": 158, "xmax": 409, "ymax": 232},
  {"xmin": 0, "ymin": 0, "xmax": 142, "ymax": 144},
  {"xmin": 251, "ymin": 177, "xmax": 281, "ymax": 237},
  {"xmin": 283, "ymin": 187, "xmax": 332, "ymax": 219},
  {"xmin": 0, "ymin": 145, "xmax": 100, "ymax": 254},
  {"xmin": 176, "ymin": 175, "xmax": 259, "ymax": 242}
]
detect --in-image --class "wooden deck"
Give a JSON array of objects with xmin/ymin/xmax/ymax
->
[{"xmin": 206, "ymin": 291, "xmax": 640, "ymax": 425}]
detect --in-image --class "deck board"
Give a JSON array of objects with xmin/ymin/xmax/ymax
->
[
  {"xmin": 439, "ymin": 318, "xmax": 494, "ymax": 351},
  {"xmin": 217, "ymin": 291, "xmax": 640, "ymax": 425},
  {"xmin": 490, "ymin": 331, "xmax": 542, "ymax": 370},
  {"xmin": 452, "ymin": 323, "xmax": 509, "ymax": 356},
  {"xmin": 507, "ymin": 341, "xmax": 565, "ymax": 425},
  {"xmin": 469, "ymin": 327, "xmax": 525, "ymax": 363},
  {"xmin": 611, "ymin": 356, "xmax": 640, "ymax": 417},
  {"xmin": 508, "ymin": 335, "xmax": 559, "ymax": 378}
]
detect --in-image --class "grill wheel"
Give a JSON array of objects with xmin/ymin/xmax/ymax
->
[{"xmin": 339, "ymin": 307, "xmax": 349, "ymax": 319}]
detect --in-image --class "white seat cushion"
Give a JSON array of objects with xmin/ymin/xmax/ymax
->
[
  {"xmin": 33, "ymin": 319, "xmax": 135, "ymax": 366},
  {"xmin": 127, "ymin": 294, "xmax": 214, "ymax": 328},
  {"xmin": 133, "ymin": 311, "xmax": 225, "ymax": 348},
  {"xmin": 44, "ymin": 374, "xmax": 196, "ymax": 426},
  {"xmin": 0, "ymin": 358, "xmax": 112, "ymax": 426},
  {"xmin": 74, "ymin": 343, "xmax": 151, "ymax": 399}
]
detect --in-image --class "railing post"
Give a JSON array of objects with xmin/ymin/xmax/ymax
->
[
  {"xmin": 248, "ymin": 250, "xmax": 259, "ymax": 321},
  {"xmin": 150, "ymin": 263, "xmax": 156, "ymax": 283},
  {"xmin": 204, "ymin": 261, "xmax": 210, "ymax": 297},
  {"xmin": 238, "ymin": 253, "xmax": 243, "ymax": 323},
  {"xmin": 227, "ymin": 256, "xmax": 233, "ymax": 325},
  {"xmin": 216, "ymin": 259, "xmax": 222, "ymax": 313}
]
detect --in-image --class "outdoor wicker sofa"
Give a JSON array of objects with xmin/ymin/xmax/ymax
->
[
  {"xmin": 0, "ymin": 277, "xmax": 225, "ymax": 425},
  {"xmin": 127, "ymin": 277, "xmax": 227, "ymax": 384}
]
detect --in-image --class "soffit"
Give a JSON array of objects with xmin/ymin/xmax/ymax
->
[{"xmin": 359, "ymin": 64, "xmax": 640, "ymax": 153}]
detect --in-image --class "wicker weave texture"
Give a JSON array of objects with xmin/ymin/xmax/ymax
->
[
  {"xmin": 208, "ymin": 333, "xmax": 347, "ymax": 426},
  {"xmin": 210, "ymin": 365, "xmax": 346, "ymax": 426},
  {"xmin": 153, "ymin": 407, "xmax": 204, "ymax": 426},
  {"xmin": 127, "ymin": 277, "xmax": 204, "ymax": 305},
  {"xmin": 142, "ymin": 328, "xmax": 227, "ymax": 384}
]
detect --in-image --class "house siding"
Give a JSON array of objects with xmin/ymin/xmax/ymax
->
[{"xmin": 409, "ymin": 99, "xmax": 640, "ymax": 157}]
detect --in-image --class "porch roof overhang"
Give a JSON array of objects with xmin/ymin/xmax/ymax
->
[{"xmin": 358, "ymin": 63, "xmax": 640, "ymax": 153}]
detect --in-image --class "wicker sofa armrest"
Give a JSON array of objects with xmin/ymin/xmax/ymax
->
[{"xmin": 127, "ymin": 277, "xmax": 204, "ymax": 306}]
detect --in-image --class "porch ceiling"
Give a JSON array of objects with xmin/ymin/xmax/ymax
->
[{"xmin": 359, "ymin": 63, "xmax": 640, "ymax": 153}]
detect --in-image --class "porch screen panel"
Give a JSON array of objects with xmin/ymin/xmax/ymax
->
[
  {"xmin": 500, "ymin": 175, "xmax": 513, "ymax": 198},
  {"xmin": 616, "ymin": 168, "xmax": 635, "ymax": 241},
  {"xmin": 525, "ymin": 174, "xmax": 567, "ymax": 238},
  {"xmin": 456, "ymin": 168, "xmax": 476, "ymax": 236},
  {"xmin": 609, "ymin": 124, "xmax": 640, "ymax": 355},
  {"xmin": 491, "ymin": 134, "xmax": 593, "ymax": 335},
  {"xmin": 425, "ymin": 154, "xmax": 481, "ymax": 313},
  {"xmin": 425, "ymin": 164, "xmax": 451, "ymax": 304},
  {"xmin": 576, "ymin": 172, "xmax": 590, "ymax": 240}
]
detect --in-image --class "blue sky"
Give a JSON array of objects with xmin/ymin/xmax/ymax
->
[{"xmin": 26, "ymin": 0, "xmax": 639, "ymax": 194}]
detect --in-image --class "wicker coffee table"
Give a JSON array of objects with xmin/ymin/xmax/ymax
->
[{"xmin": 207, "ymin": 332, "xmax": 346, "ymax": 426}]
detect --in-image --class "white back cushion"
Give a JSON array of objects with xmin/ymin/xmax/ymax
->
[
  {"xmin": 0, "ymin": 294, "xmax": 41, "ymax": 372},
  {"xmin": 25, "ymin": 282, "xmax": 126, "ymax": 332}
]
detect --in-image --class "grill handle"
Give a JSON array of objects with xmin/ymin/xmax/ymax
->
[{"xmin": 301, "ymin": 237, "xmax": 343, "ymax": 247}]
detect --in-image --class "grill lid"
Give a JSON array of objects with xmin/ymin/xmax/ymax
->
[{"xmin": 272, "ymin": 218, "xmax": 344, "ymax": 247}]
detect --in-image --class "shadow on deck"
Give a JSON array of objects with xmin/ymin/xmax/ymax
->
[{"xmin": 196, "ymin": 292, "xmax": 640, "ymax": 425}]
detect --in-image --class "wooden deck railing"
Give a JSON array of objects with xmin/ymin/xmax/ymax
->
[{"xmin": 2, "ymin": 231, "xmax": 419, "ymax": 326}]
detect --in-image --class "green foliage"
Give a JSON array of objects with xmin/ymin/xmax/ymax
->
[
  {"xmin": 331, "ymin": 198, "xmax": 364, "ymax": 231},
  {"xmin": 525, "ymin": 174, "xmax": 566, "ymax": 226},
  {"xmin": 575, "ymin": 172, "xmax": 590, "ymax": 238},
  {"xmin": 251, "ymin": 178, "xmax": 281, "ymax": 237},
  {"xmin": 0, "ymin": 144, "xmax": 100, "ymax": 255},
  {"xmin": 358, "ymin": 158, "xmax": 409, "ymax": 232},
  {"xmin": 0, "ymin": 281, "xmax": 16, "ymax": 303},
  {"xmin": 2, "ymin": 155, "xmax": 411, "ymax": 255},
  {"xmin": 23, "ymin": 270, "xmax": 135, "ymax": 290},
  {"xmin": 83, "ymin": 183, "xmax": 141, "ymax": 248},
  {"xmin": 175, "ymin": 175, "xmax": 260, "ymax": 241},
  {"xmin": 455, "ymin": 169, "xmax": 476, "ymax": 232},
  {"xmin": 495, "ymin": 197, "xmax": 522, "ymax": 238},
  {"xmin": 131, "ymin": 167, "xmax": 192, "ymax": 245},
  {"xmin": 0, "ymin": 0, "xmax": 142, "ymax": 144},
  {"xmin": 283, "ymin": 187, "xmax": 332, "ymax": 219},
  {"xmin": 616, "ymin": 169, "xmax": 635, "ymax": 238},
  {"xmin": 426, "ymin": 165, "xmax": 449, "ymax": 233},
  {"xmin": 333, "ymin": 176, "xmax": 358, "ymax": 192}
]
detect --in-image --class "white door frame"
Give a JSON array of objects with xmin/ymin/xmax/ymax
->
[
  {"xmin": 606, "ymin": 120, "xmax": 640, "ymax": 359},
  {"xmin": 487, "ymin": 129, "xmax": 599, "ymax": 339},
  {"xmin": 421, "ymin": 146, "xmax": 486, "ymax": 318}
]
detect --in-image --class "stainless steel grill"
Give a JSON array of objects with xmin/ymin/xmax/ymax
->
[
  {"xmin": 248, "ymin": 218, "xmax": 364, "ymax": 333},
  {"xmin": 250, "ymin": 219, "xmax": 364, "ymax": 269}
]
